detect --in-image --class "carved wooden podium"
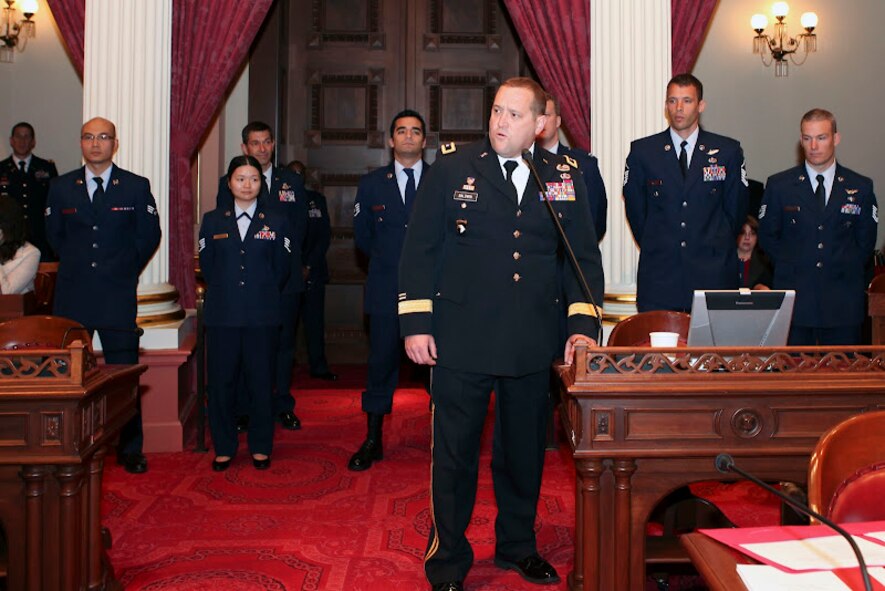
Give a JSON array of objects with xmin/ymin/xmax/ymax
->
[
  {"xmin": 0, "ymin": 316, "xmax": 145, "ymax": 591},
  {"xmin": 557, "ymin": 345, "xmax": 885, "ymax": 591}
]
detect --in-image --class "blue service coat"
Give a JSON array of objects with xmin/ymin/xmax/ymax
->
[
  {"xmin": 558, "ymin": 144, "xmax": 608, "ymax": 240},
  {"xmin": 304, "ymin": 189, "xmax": 331, "ymax": 283},
  {"xmin": 398, "ymin": 140, "xmax": 604, "ymax": 377},
  {"xmin": 217, "ymin": 167, "xmax": 307, "ymax": 294},
  {"xmin": 758, "ymin": 164, "xmax": 878, "ymax": 328},
  {"xmin": 624, "ymin": 128, "xmax": 749, "ymax": 311},
  {"xmin": 198, "ymin": 202, "xmax": 292, "ymax": 327},
  {"xmin": 1, "ymin": 154, "xmax": 58, "ymax": 260},
  {"xmin": 353, "ymin": 162, "xmax": 428, "ymax": 316},
  {"xmin": 46, "ymin": 165, "xmax": 161, "ymax": 328}
]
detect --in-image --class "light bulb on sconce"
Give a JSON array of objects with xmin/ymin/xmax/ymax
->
[{"xmin": 750, "ymin": 2, "xmax": 819, "ymax": 77}]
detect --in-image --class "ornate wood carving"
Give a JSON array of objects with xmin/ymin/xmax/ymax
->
[
  {"xmin": 425, "ymin": 71, "xmax": 500, "ymax": 144},
  {"xmin": 307, "ymin": 72, "xmax": 383, "ymax": 147},
  {"xmin": 425, "ymin": 0, "xmax": 500, "ymax": 50},
  {"xmin": 309, "ymin": 0, "xmax": 384, "ymax": 49}
]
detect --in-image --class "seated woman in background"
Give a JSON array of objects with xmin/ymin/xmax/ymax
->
[
  {"xmin": 737, "ymin": 215, "xmax": 773, "ymax": 290},
  {"xmin": 0, "ymin": 197, "xmax": 40, "ymax": 294}
]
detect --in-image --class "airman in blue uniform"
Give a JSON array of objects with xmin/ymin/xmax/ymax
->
[
  {"xmin": 350, "ymin": 109, "xmax": 429, "ymax": 471},
  {"xmin": 399, "ymin": 79, "xmax": 604, "ymax": 591},
  {"xmin": 200, "ymin": 155, "xmax": 292, "ymax": 471},
  {"xmin": 758, "ymin": 108, "xmax": 878, "ymax": 345},
  {"xmin": 45, "ymin": 117, "xmax": 161, "ymax": 474},
  {"xmin": 624, "ymin": 74, "xmax": 749, "ymax": 312},
  {"xmin": 216, "ymin": 122, "xmax": 307, "ymax": 432},
  {"xmin": 1, "ymin": 122, "xmax": 58, "ymax": 260}
]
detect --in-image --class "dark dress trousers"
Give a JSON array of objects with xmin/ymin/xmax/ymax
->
[
  {"xmin": 217, "ymin": 168, "xmax": 307, "ymax": 414},
  {"xmin": 624, "ymin": 129, "xmax": 749, "ymax": 312},
  {"xmin": 758, "ymin": 164, "xmax": 878, "ymax": 345},
  {"xmin": 353, "ymin": 161, "xmax": 428, "ymax": 415},
  {"xmin": 1, "ymin": 154, "xmax": 58, "ymax": 260},
  {"xmin": 398, "ymin": 139, "xmax": 604, "ymax": 584},
  {"xmin": 199, "ymin": 201, "xmax": 292, "ymax": 457},
  {"xmin": 46, "ymin": 165, "xmax": 161, "ymax": 454}
]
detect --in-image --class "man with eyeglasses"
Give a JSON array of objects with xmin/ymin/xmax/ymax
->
[
  {"xmin": 45, "ymin": 117, "xmax": 161, "ymax": 474},
  {"xmin": 1, "ymin": 122, "xmax": 58, "ymax": 260}
]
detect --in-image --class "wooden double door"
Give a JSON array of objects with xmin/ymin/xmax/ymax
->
[{"xmin": 250, "ymin": 0, "xmax": 530, "ymax": 361}]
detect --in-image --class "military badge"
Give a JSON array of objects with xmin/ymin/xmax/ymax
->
[
  {"xmin": 35, "ymin": 170, "xmax": 50, "ymax": 180},
  {"xmin": 841, "ymin": 204, "xmax": 862, "ymax": 216},
  {"xmin": 703, "ymin": 165, "xmax": 727, "ymax": 182},
  {"xmin": 284, "ymin": 236, "xmax": 292, "ymax": 253},
  {"xmin": 441, "ymin": 142, "xmax": 457, "ymax": 155},
  {"xmin": 112, "ymin": 179, "xmax": 120, "ymax": 186},
  {"xmin": 563, "ymin": 155, "xmax": 578, "ymax": 169},
  {"xmin": 198, "ymin": 237, "xmax": 206, "ymax": 252},
  {"xmin": 699, "ymin": 144, "xmax": 706, "ymax": 152},
  {"xmin": 708, "ymin": 157, "xmax": 717, "ymax": 164},
  {"xmin": 556, "ymin": 164, "xmax": 569, "ymax": 172},
  {"xmin": 846, "ymin": 189, "xmax": 859, "ymax": 195},
  {"xmin": 147, "ymin": 205, "xmax": 157, "ymax": 216},
  {"xmin": 707, "ymin": 148, "xmax": 720, "ymax": 156},
  {"xmin": 456, "ymin": 219, "xmax": 467, "ymax": 234},
  {"xmin": 758, "ymin": 204, "xmax": 767, "ymax": 219},
  {"xmin": 453, "ymin": 191, "xmax": 478, "ymax": 202},
  {"xmin": 111, "ymin": 206, "xmax": 135, "ymax": 212},
  {"xmin": 740, "ymin": 161, "xmax": 748, "ymax": 187},
  {"xmin": 279, "ymin": 190, "xmax": 297, "ymax": 202},
  {"xmin": 354, "ymin": 203, "xmax": 361, "ymax": 217},
  {"xmin": 254, "ymin": 226, "xmax": 277, "ymax": 240},
  {"xmin": 75, "ymin": 178, "xmax": 84, "ymax": 185},
  {"xmin": 561, "ymin": 173, "xmax": 571, "ymax": 180},
  {"xmin": 544, "ymin": 180, "xmax": 576, "ymax": 201},
  {"xmin": 309, "ymin": 206, "xmax": 322, "ymax": 218},
  {"xmin": 838, "ymin": 176, "xmax": 845, "ymax": 183},
  {"xmin": 664, "ymin": 144, "xmax": 671, "ymax": 152},
  {"xmin": 386, "ymin": 172, "xmax": 394, "ymax": 179}
]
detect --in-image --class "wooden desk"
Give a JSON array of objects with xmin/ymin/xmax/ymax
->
[
  {"xmin": 681, "ymin": 532, "xmax": 752, "ymax": 591},
  {"xmin": 557, "ymin": 346, "xmax": 885, "ymax": 591},
  {"xmin": 0, "ymin": 340, "xmax": 145, "ymax": 591}
]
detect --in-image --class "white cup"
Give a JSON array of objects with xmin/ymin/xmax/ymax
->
[{"xmin": 649, "ymin": 331, "xmax": 680, "ymax": 348}]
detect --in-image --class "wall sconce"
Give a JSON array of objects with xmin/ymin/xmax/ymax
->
[
  {"xmin": 751, "ymin": 2, "xmax": 818, "ymax": 77},
  {"xmin": 0, "ymin": 0, "xmax": 38, "ymax": 64}
]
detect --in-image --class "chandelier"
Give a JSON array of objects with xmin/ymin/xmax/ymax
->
[
  {"xmin": 0, "ymin": 0, "xmax": 38, "ymax": 64},
  {"xmin": 751, "ymin": 2, "xmax": 818, "ymax": 77}
]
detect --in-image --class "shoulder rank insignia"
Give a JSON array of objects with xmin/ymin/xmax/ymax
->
[
  {"xmin": 563, "ymin": 155, "xmax": 578, "ymax": 169},
  {"xmin": 440, "ymin": 142, "xmax": 457, "ymax": 155}
]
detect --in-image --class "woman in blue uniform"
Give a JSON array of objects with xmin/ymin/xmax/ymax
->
[{"xmin": 199, "ymin": 156, "xmax": 292, "ymax": 471}]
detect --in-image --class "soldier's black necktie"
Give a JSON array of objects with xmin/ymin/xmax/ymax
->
[
  {"xmin": 815, "ymin": 174, "xmax": 826, "ymax": 211},
  {"xmin": 503, "ymin": 160, "xmax": 519, "ymax": 201},
  {"xmin": 93, "ymin": 177, "xmax": 105, "ymax": 210},
  {"xmin": 679, "ymin": 140, "xmax": 688, "ymax": 178},
  {"xmin": 404, "ymin": 167, "xmax": 416, "ymax": 214},
  {"xmin": 18, "ymin": 161, "xmax": 26, "ymax": 175},
  {"xmin": 237, "ymin": 212, "xmax": 251, "ymax": 221}
]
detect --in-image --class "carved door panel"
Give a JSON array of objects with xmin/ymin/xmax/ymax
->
[{"xmin": 271, "ymin": 0, "xmax": 525, "ymax": 361}]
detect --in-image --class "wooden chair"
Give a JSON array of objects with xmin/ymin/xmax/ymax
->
[
  {"xmin": 608, "ymin": 310, "xmax": 691, "ymax": 346},
  {"xmin": 808, "ymin": 410, "xmax": 885, "ymax": 523},
  {"xmin": 0, "ymin": 315, "xmax": 91, "ymax": 351},
  {"xmin": 33, "ymin": 262, "xmax": 59, "ymax": 316}
]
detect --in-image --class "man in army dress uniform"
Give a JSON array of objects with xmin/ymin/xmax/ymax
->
[
  {"xmin": 623, "ymin": 73, "xmax": 749, "ymax": 312},
  {"xmin": 1, "ymin": 122, "xmax": 58, "ymax": 260},
  {"xmin": 758, "ymin": 108, "xmax": 878, "ymax": 345},
  {"xmin": 398, "ymin": 78, "xmax": 604, "ymax": 591}
]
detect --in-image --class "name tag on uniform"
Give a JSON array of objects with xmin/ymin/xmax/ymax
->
[
  {"xmin": 841, "ymin": 203, "xmax": 862, "ymax": 216},
  {"xmin": 784, "ymin": 206, "xmax": 800, "ymax": 212},
  {"xmin": 213, "ymin": 233, "xmax": 229, "ymax": 240},
  {"xmin": 62, "ymin": 208, "xmax": 77, "ymax": 215},
  {"xmin": 453, "ymin": 191, "xmax": 478, "ymax": 202},
  {"xmin": 308, "ymin": 207, "xmax": 323, "ymax": 218},
  {"xmin": 254, "ymin": 226, "xmax": 276, "ymax": 240},
  {"xmin": 279, "ymin": 190, "xmax": 296, "ymax": 202},
  {"xmin": 544, "ymin": 180, "xmax": 576, "ymax": 201},
  {"xmin": 371, "ymin": 204, "xmax": 386, "ymax": 212},
  {"xmin": 703, "ymin": 165, "xmax": 727, "ymax": 182}
]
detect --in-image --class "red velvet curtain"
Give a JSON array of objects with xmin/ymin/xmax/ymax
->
[
  {"xmin": 45, "ymin": 0, "xmax": 85, "ymax": 77},
  {"xmin": 671, "ymin": 0, "xmax": 719, "ymax": 74},
  {"xmin": 501, "ymin": 0, "xmax": 591, "ymax": 153},
  {"xmin": 169, "ymin": 0, "xmax": 273, "ymax": 307}
]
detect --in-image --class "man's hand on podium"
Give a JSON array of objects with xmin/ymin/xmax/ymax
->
[{"xmin": 564, "ymin": 334, "xmax": 596, "ymax": 365}]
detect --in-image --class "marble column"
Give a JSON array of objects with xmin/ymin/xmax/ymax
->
[
  {"xmin": 591, "ymin": 0, "xmax": 671, "ymax": 334},
  {"xmin": 83, "ymin": 0, "xmax": 187, "ymax": 347}
]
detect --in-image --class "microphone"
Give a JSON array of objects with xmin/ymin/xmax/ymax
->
[
  {"xmin": 521, "ymin": 149, "xmax": 603, "ymax": 345},
  {"xmin": 714, "ymin": 453, "xmax": 873, "ymax": 591},
  {"xmin": 61, "ymin": 325, "xmax": 145, "ymax": 349}
]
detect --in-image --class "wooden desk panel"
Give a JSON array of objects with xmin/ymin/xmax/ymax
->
[
  {"xmin": 558, "ymin": 346, "xmax": 885, "ymax": 591},
  {"xmin": 680, "ymin": 533, "xmax": 751, "ymax": 591}
]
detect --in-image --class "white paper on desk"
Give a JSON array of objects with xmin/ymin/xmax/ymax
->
[
  {"xmin": 862, "ymin": 530, "xmax": 885, "ymax": 544},
  {"xmin": 742, "ymin": 535, "xmax": 885, "ymax": 571},
  {"xmin": 736, "ymin": 565, "xmax": 849, "ymax": 591}
]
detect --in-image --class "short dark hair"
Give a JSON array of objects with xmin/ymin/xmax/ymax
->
[
  {"xmin": 241, "ymin": 121, "xmax": 274, "ymax": 144},
  {"xmin": 499, "ymin": 77, "xmax": 547, "ymax": 116},
  {"xmin": 801, "ymin": 108, "xmax": 837, "ymax": 134},
  {"xmin": 0, "ymin": 197, "xmax": 27, "ymax": 264},
  {"xmin": 389, "ymin": 110, "xmax": 426, "ymax": 138},
  {"xmin": 667, "ymin": 73, "xmax": 703, "ymax": 101},
  {"xmin": 226, "ymin": 155, "xmax": 263, "ymax": 178},
  {"xmin": 287, "ymin": 160, "xmax": 306, "ymax": 176},
  {"xmin": 543, "ymin": 92, "xmax": 561, "ymax": 116},
  {"xmin": 10, "ymin": 122, "xmax": 34, "ymax": 138}
]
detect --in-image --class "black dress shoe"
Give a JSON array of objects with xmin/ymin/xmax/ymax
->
[
  {"xmin": 310, "ymin": 371, "xmax": 338, "ymax": 381},
  {"xmin": 117, "ymin": 452, "xmax": 148, "ymax": 474},
  {"xmin": 431, "ymin": 582, "xmax": 463, "ymax": 591},
  {"xmin": 236, "ymin": 415, "xmax": 249, "ymax": 433},
  {"xmin": 494, "ymin": 555, "xmax": 560, "ymax": 584},
  {"xmin": 347, "ymin": 438, "xmax": 382, "ymax": 471},
  {"xmin": 212, "ymin": 457, "xmax": 232, "ymax": 472},
  {"xmin": 278, "ymin": 411, "xmax": 301, "ymax": 430},
  {"xmin": 252, "ymin": 456, "xmax": 271, "ymax": 470}
]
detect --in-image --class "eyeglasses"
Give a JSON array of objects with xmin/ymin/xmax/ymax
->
[{"xmin": 80, "ymin": 133, "xmax": 115, "ymax": 142}]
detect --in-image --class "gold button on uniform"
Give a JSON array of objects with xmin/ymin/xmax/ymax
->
[
  {"xmin": 513, "ymin": 230, "xmax": 520, "ymax": 238},
  {"xmin": 512, "ymin": 252, "xmax": 521, "ymax": 260},
  {"xmin": 513, "ymin": 273, "xmax": 521, "ymax": 282}
]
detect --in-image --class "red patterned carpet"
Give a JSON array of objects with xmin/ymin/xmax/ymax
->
[{"xmin": 102, "ymin": 366, "xmax": 780, "ymax": 590}]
